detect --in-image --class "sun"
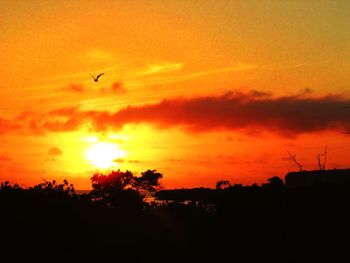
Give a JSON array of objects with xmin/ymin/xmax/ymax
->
[{"xmin": 85, "ymin": 142, "xmax": 126, "ymax": 169}]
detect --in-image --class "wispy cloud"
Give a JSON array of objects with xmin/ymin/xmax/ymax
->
[
  {"xmin": 262, "ymin": 60, "xmax": 331, "ymax": 71},
  {"xmin": 140, "ymin": 62, "xmax": 184, "ymax": 76},
  {"xmin": 79, "ymin": 49, "xmax": 114, "ymax": 63},
  {"xmin": 59, "ymin": 81, "xmax": 127, "ymax": 95},
  {"xmin": 0, "ymin": 154, "xmax": 11, "ymax": 162},
  {"xmin": 128, "ymin": 63, "xmax": 257, "ymax": 87},
  {"xmin": 61, "ymin": 83, "xmax": 85, "ymax": 93},
  {"xmin": 114, "ymin": 158, "xmax": 143, "ymax": 164},
  {"xmin": 176, "ymin": 63, "xmax": 256, "ymax": 80},
  {"xmin": 48, "ymin": 147, "xmax": 63, "ymax": 156},
  {"xmin": 250, "ymin": 90, "xmax": 272, "ymax": 98},
  {"xmin": 100, "ymin": 82, "xmax": 126, "ymax": 94},
  {"xmin": 32, "ymin": 64, "xmax": 121, "ymax": 87},
  {"xmin": 0, "ymin": 117, "xmax": 20, "ymax": 134}
]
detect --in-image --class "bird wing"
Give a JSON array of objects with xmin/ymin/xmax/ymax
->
[
  {"xmin": 96, "ymin": 73, "xmax": 104, "ymax": 80},
  {"xmin": 90, "ymin": 73, "xmax": 96, "ymax": 80}
]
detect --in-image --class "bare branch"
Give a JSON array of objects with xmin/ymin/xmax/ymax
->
[
  {"xmin": 323, "ymin": 146, "xmax": 328, "ymax": 170},
  {"xmin": 316, "ymin": 146, "xmax": 328, "ymax": 171},
  {"xmin": 287, "ymin": 151, "xmax": 303, "ymax": 172},
  {"xmin": 316, "ymin": 153, "xmax": 322, "ymax": 171}
]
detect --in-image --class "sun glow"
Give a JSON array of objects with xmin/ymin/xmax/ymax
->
[{"xmin": 85, "ymin": 142, "xmax": 126, "ymax": 169}]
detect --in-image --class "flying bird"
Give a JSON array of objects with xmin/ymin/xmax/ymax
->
[{"xmin": 90, "ymin": 73, "xmax": 104, "ymax": 82}]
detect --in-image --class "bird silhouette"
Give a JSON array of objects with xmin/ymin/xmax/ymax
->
[{"xmin": 90, "ymin": 73, "xmax": 104, "ymax": 82}]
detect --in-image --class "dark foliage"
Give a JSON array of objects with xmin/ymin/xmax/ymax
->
[
  {"xmin": 0, "ymin": 172, "xmax": 350, "ymax": 262},
  {"xmin": 89, "ymin": 169, "xmax": 162, "ymax": 210}
]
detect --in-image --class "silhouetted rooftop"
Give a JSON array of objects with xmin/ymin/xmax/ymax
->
[{"xmin": 285, "ymin": 169, "xmax": 350, "ymax": 188}]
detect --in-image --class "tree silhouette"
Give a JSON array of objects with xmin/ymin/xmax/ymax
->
[
  {"xmin": 216, "ymin": 180, "xmax": 231, "ymax": 190},
  {"xmin": 133, "ymin": 169, "xmax": 163, "ymax": 192},
  {"xmin": 91, "ymin": 170, "xmax": 134, "ymax": 192},
  {"xmin": 0, "ymin": 181, "xmax": 21, "ymax": 191},
  {"xmin": 30, "ymin": 179, "xmax": 75, "ymax": 195},
  {"xmin": 90, "ymin": 169, "xmax": 163, "ymax": 209},
  {"xmin": 265, "ymin": 176, "xmax": 284, "ymax": 189}
]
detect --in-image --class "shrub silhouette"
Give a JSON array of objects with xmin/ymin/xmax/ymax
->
[
  {"xmin": 30, "ymin": 179, "xmax": 75, "ymax": 195},
  {"xmin": 0, "ymin": 181, "xmax": 21, "ymax": 192}
]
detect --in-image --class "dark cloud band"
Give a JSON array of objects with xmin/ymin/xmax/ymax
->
[{"xmin": 1, "ymin": 92, "xmax": 350, "ymax": 136}]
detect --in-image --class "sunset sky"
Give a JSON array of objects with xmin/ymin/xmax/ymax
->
[{"xmin": 1, "ymin": 0, "xmax": 350, "ymax": 189}]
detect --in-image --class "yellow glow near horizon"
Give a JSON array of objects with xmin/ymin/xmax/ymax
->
[{"xmin": 85, "ymin": 142, "xmax": 126, "ymax": 169}]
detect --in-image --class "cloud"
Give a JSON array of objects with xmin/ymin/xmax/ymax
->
[
  {"xmin": 1, "ymin": 91, "xmax": 350, "ymax": 136},
  {"xmin": 79, "ymin": 49, "xmax": 114, "ymax": 62},
  {"xmin": 48, "ymin": 147, "xmax": 63, "ymax": 156},
  {"xmin": 0, "ymin": 107, "xmax": 85, "ymax": 135},
  {"xmin": 114, "ymin": 158, "xmax": 142, "ymax": 164},
  {"xmin": 62, "ymin": 83, "xmax": 85, "ymax": 93},
  {"xmin": 302, "ymin": 87, "xmax": 313, "ymax": 94},
  {"xmin": 93, "ymin": 92, "xmax": 350, "ymax": 136},
  {"xmin": 131, "ymin": 63, "xmax": 256, "ymax": 86},
  {"xmin": 113, "ymin": 158, "xmax": 124, "ymax": 163},
  {"xmin": 127, "ymin": 159, "xmax": 143, "ymax": 164},
  {"xmin": 62, "ymin": 82, "xmax": 126, "ymax": 94},
  {"xmin": 0, "ymin": 117, "xmax": 20, "ymax": 134},
  {"xmin": 86, "ymin": 92, "xmax": 350, "ymax": 136},
  {"xmin": 140, "ymin": 62, "xmax": 184, "ymax": 76},
  {"xmin": 100, "ymin": 82, "xmax": 126, "ymax": 94},
  {"xmin": 0, "ymin": 154, "xmax": 11, "ymax": 162},
  {"xmin": 111, "ymin": 82, "xmax": 123, "ymax": 92},
  {"xmin": 250, "ymin": 90, "xmax": 272, "ymax": 97},
  {"xmin": 49, "ymin": 107, "xmax": 80, "ymax": 116}
]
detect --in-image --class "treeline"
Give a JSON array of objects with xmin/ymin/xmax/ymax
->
[
  {"xmin": 155, "ymin": 176, "xmax": 284, "ymax": 202},
  {"xmin": 1, "ymin": 170, "xmax": 350, "ymax": 262}
]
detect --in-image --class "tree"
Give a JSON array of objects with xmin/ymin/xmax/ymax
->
[
  {"xmin": 0, "ymin": 181, "xmax": 21, "ymax": 192},
  {"xmin": 91, "ymin": 170, "xmax": 134, "ymax": 193},
  {"xmin": 89, "ymin": 169, "xmax": 163, "ymax": 209},
  {"xmin": 133, "ymin": 169, "xmax": 163, "ymax": 192},
  {"xmin": 263, "ymin": 176, "xmax": 284, "ymax": 190},
  {"xmin": 30, "ymin": 179, "xmax": 75, "ymax": 196},
  {"xmin": 216, "ymin": 180, "xmax": 231, "ymax": 190}
]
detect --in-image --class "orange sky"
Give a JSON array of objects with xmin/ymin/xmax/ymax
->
[{"xmin": 1, "ymin": 0, "xmax": 350, "ymax": 189}]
